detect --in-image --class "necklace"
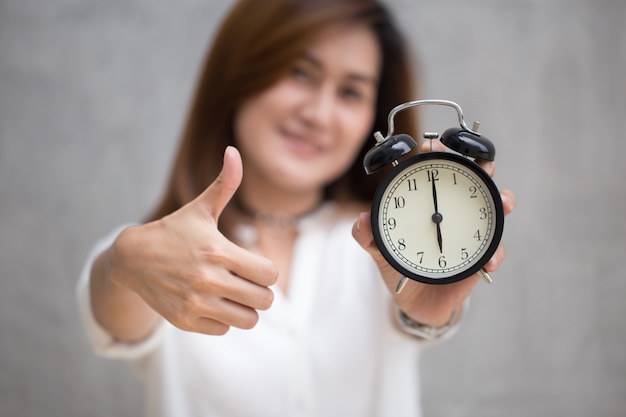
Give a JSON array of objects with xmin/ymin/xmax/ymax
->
[{"xmin": 233, "ymin": 197, "xmax": 313, "ymax": 229}]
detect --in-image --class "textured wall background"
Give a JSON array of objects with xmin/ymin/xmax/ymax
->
[{"xmin": 1, "ymin": 0, "xmax": 624, "ymax": 416}]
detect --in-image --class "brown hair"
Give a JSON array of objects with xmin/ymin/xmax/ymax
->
[{"xmin": 148, "ymin": 0, "xmax": 420, "ymax": 221}]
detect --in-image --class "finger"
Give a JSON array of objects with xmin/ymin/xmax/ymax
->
[
  {"xmin": 420, "ymin": 139, "xmax": 497, "ymax": 177},
  {"xmin": 201, "ymin": 298, "xmax": 261, "ymax": 330},
  {"xmin": 500, "ymin": 189, "xmax": 516, "ymax": 215},
  {"xmin": 186, "ymin": 305, "xmax": 259, "ymax": 334},
  {"xmin": 189, "ymin": 316, "xmax": 231, "ymax": 336},
  {"xmin": 172, "ymin": 276, "xmax": 266, "ymax": 333},
  {"xmin": 484, "ymin": 244, "xmax": 506, "ymax": 272},
  {"xmin": 476, "ymin": 159, "xmax": 496, "ymax": 176},
  {"xmin": 213, "ymin": 268, "xmax": 276, "ymax": 311},
  {"xmin": 196, "ymin": 146, "xmax": 243, "ymax": 222},
  {"xmin": 419, "ymin": 139, "xmax": 446, "ymax": 153},
  {"xmin": 212, "ymin": 238, "xmax": 279, "ymax": 288},
  {"xmin": 229, "ymin": 284, "xmax": 275, "ymax": 312}
]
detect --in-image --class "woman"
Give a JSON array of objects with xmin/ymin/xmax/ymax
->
[{"xmin": 77, "ymin": 0, "xmax": 516, "ymax": 416}]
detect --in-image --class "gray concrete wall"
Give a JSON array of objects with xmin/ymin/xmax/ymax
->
[{"xmin": 1, "ymin": 0, "xmax": 624, "ymax": 416}]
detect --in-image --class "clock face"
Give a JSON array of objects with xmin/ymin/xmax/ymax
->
[{"xmin": 371, "ymin": 152, "xmax": 504, "ymax": 284}]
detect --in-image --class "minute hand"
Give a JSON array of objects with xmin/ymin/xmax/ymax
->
[{"xmin": 430, "ymin": 171, "xmax": 444, "ymax": 253}]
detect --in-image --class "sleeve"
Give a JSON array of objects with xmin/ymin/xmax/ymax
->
[{"xmin": 75, "ymin": 224, "xmax": 166, "ymax": 360}]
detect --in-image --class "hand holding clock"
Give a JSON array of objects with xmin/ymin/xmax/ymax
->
[{"xmin": 352, "ymin": 140, "xmax": 516, "ymax": 329}]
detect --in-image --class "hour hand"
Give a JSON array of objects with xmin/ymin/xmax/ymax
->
[{"xmin": 433, "ymin": 213, "xmax": 443, "ymax": 253}]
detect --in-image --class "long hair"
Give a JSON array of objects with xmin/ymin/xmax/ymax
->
[{"xmin": 147, "ymin": 0, "xmax": 420, "ymax": 221}]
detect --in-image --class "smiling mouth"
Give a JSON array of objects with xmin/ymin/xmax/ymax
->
[{"xmin": 281, "ymin": 128, "xmax": 324, "ymax": 158}]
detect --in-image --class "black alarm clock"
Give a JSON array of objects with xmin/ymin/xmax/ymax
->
[{"xmin": 363, "ymin": 100, "xmax": 504, "ymax": 288}]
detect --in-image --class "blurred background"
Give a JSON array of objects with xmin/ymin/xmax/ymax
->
[{"xmin": 1, "ymin": 0, "xmax": 624, "ymax": 416}]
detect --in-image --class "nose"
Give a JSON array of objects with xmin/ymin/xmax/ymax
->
[{"xmin": 299, "ymin": 84, "xmax": 335, "ymax": 129}]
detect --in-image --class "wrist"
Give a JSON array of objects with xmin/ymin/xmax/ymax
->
[
  {"xmin": 108, "ymin": 225, "xmax": 142, "ymax": 290},
  {"xmin": 395, "ymin": 299, "xmax": 468, "ymax": 341}
]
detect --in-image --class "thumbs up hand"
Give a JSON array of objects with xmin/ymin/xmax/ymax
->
[{"xmin": 110, "ymin": 146, "xmax": 279, "ymax": 335}]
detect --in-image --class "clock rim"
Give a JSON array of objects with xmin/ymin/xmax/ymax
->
[{"xmin": 370, "ymin": 151, "xmax": 505, "ymax": 285}]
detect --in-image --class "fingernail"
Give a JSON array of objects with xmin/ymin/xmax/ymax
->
[{"xmin": 356, "ymin": 212, "xmax": 368, "ymax": 234}]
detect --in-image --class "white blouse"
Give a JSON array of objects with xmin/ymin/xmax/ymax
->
[{"xmin": 77, "ymin": 204, "xmax": 433, "ymax": 417}]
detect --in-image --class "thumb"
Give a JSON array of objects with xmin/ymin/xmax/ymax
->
[
  {"xmin": 197, "ymin": 146, "xmax": 243, "ymax": 221},
  {"xmin": 352, "ymin": 212, "xmax": 396, "ymax": 276},
  {"xmin": 353, "ymin": 211, "xmax": 406, "ymax": 290},
  {"xmin": 352, "ymin": 212, "xmax": 386, "ymax": 264}
]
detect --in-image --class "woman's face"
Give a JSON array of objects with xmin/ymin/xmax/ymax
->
[{"xmin": 234, "ymin": 25, "xmax": 381, "ymax": 198}]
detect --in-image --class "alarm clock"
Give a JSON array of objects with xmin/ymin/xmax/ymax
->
[{"xmin": 363, "ymin": 100, "xmax": 504, "ymax": 288}]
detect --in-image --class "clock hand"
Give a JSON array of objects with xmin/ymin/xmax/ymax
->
[
  {"xmin": 430, "ymin": 171, "xmax": 443, "ymax": 253},
  {"xmin": 433, "ymin": 215, "xmax": 443, "ymax": 253},
  {"xmin": 435, "ymin": 219, "xmax": 443, "ymax": 253},
  {"xmin": 430, "ymin": 170, "xmax": 439, "ymax": 213}
]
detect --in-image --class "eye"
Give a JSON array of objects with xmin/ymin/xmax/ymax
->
[
  {"xmin": 340, "ymin": 86, "xmax": 363, "ymax": 102},
  {"xmin": 292, "ymin": 64, "xmax": 315, "ymax": 84}
]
